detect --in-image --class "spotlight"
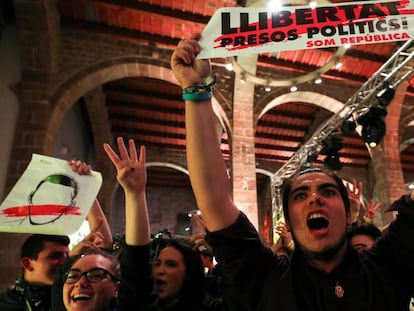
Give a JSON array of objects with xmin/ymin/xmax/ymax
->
[
  {"xmin": 320, "ymin": 136, "xmax": 343, "ymax": 155},
  {"xmin": 323, "ymin": 151, "xmax": 343, "ymax": 171},
  {"xmin": 376, "ymin": 84, "xmax": 395, "ymax": 108},
  {"xmin": 320, "ymin": 136, "xmax": 344, "ymax": 171},
  {"xmin": 341, "ymin": 120, "xmax": 357, "ymax": 135},
  {"xmin": 357, "ymin": 107, "xmax": 387, "ymax": 148},
  {"xmin": 306, "ymin": 151, "xmax": 318, "ymax": 165}
]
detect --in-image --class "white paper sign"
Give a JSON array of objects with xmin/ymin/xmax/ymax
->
[
  {"xmin": 197, "ymin": 0, "xmax": 414, "ymax": 59},
  {"xmin": 0, "ymin": 154, "xmax": 102, "ymax": 235}
]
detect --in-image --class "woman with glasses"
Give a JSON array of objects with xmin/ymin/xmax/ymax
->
[
  {"xmin": 62, "ymin": 251, "xmax": 120, "ymax": 311},
  {"xmin": 55, "ymin": 137, "xmax": 156, "ymax": 311}
]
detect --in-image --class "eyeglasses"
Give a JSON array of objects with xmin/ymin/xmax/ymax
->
[{"xmin": 65, "ymin": 268, "xmax": 117, "ymax": 284}]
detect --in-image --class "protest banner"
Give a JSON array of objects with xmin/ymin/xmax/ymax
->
[
  {"xmin": 0, "ymin": 154, "xmax": 102, "ymax": 235},
  {"xmin": 197, "ymin": 0, "xmax": 414, "ymax": 59}
]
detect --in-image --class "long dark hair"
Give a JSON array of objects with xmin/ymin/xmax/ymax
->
[{"xmin": 161, "ymin": 238, "xmax": 206, "ymax": 309}]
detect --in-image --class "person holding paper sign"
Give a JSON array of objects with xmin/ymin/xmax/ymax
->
[
  {"xmin": 171, "ymin": 33, "xmax": 414, "ymax": 311},
  {"xmin": 56, "ymin": 138, "xmax": 157, "ymax": 311},
  {"xmin": 0, "ymin": 160, "xmax": 111, "ymax": 311}
]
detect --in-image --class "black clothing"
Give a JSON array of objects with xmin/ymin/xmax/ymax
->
[
  {"xmin": 121, "ymin": 244, "xmax": 228, "ymax": 311},
  {"xmin": 0, "ymin": 276, "xmax": 52, "ymax": 311},
  {"xmin": 207, "ymin": 194, "xmax": 414, "ymax": 311}
]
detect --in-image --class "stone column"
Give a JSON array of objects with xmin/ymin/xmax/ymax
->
[{"xmin": 232, "ymin": 55, "xmax": 258, "ymax": 228}]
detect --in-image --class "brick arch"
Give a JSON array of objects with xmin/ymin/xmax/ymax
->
[
  {"xmin": 48, "ymin": 58, "xmax": 176, "ymax": 153},
  {"xmin": 146, "ymin": 162, "xmax": 188, "ymax": 175},
  {"xmin": 258, "ymin": 91, "xmax": 344, "ymax": 120},
  {"xmin": 46, "ymin": 59, "xmax": 177, "ymax": 219}
]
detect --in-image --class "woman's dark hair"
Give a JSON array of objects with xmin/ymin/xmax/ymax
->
[
  {"xmin": 281, "ymin": 166, "xmax": 350, "ymax": 220},
  {"xmin": 160, "ymin": 238, "xmax": 206, "ymax": 308}
]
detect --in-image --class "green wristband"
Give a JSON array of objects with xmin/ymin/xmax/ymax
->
[{"xmin": 182, "ymin": 92, "xmax": 212, "ymax": 101}]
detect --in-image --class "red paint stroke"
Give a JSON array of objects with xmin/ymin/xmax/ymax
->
[
  {"xmin": 1, "ymin": 205, "xmax": 81, "ymax": 217},
  {"xmin": 215, "ymin": 1, "xmax": 414, "ymax": 51}
]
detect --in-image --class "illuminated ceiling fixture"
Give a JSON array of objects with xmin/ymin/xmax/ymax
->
[
  {"xmin": 290, "ymin": 85, "xmax": 298, "ymax": 92},
  {"xmin": 265, "ymin": 86, "xmax": 272, "ymax": 92},
  {"xmin": 357, "ymin": 107, "xmax": 387, "ymax": 148},
  {"xmin": 314, "ymin": 77, "xmax": 322, "ymax": 84},
  {"xmin": 335, "ymin": 61, "xmax": 343, "ymax": 69},
  {"xmin": 225, "ymin": 62, "xmax": 233, "ymax": 71},
  {"xmin": 320, "ymin": 135, "xmax": 344, "ymax": 171},
  {"xmin": 309, "ymin": 0, "xmax": 317, "ymax": 8}
]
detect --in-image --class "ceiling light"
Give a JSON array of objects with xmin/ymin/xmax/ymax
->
[
  {"xmin": 290, "ymin": 85, "xmax": 297, "ymax": 92},
  {"xmin": 225, "ymin": 62, "xmax": 233, "ymax": 71},
  {"xmin": 309, "ymin": 0, "xmax": 317, "ymax": 8},
  {"xmin": 314, "ymin": 77, "xmax": 322, "ymax": 84},
  {"xmin": 335, "ymin": 62, "xmax": 343, "ymax": 69},
  {"xmin": 265, "ymin": 86, "xmax": 271, "ymax": 92}
]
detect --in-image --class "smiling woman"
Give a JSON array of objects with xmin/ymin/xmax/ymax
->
[{"xmin": 63, "ymin": 252, "xmax": 120, "ymax": 311}]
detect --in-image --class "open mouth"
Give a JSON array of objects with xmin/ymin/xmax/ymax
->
[
  {"xmin": 72, "ymin": 294, "xmax": 91, "ymax": 302},
  {"xmin": 307, "ymin": 213, "xmax": 329, "ymax": 230},
  {"xmin": 156, "ymin": 279, "xmax": 166, "ymax": 286}
]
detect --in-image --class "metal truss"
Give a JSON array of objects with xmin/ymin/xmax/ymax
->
[{"xmin": 270, "ymin": 40, "xmax": 414, "ymax": 228}]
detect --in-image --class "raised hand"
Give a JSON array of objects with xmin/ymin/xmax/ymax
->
[
  {"xmin": 189, "ymin": 214, "xmax": 212, "ymax": 252},
  {"xmin": 103, "ymin": 137, "xmax": 146, "ymax": 194},
  {"xmin": 275, "ymin": 222, "xmax": 292, "ymax": 247},
  {"xmin": 170, "ymin": 33, "xmax": 212, "ymax": 89},
  {"xmin": 346, "ymin": 179, "xmax": 363, "ymax": 222},
  {"xmin": 69, "ymin": 231, "xmax": 104, "ymax": 257},
  {"xmin": 364, "ymin": 200, "xmax": 381, "ymax": 222},
  {"xmin": 104, "ymin": 136, "xmax": 150, "ymax": 245},
  {"xmin": 68, "ymin": 159, "xmax": 92, "ymax": 175}
]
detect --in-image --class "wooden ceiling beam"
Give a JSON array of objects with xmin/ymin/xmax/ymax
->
[{"xmin": 90, "ymin": 0, "xmax": 211, "ymax": 24}]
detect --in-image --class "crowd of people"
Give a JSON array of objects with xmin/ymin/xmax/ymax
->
[{"xmin": 0, "ymin": 33, "xmax": 413, "ymax": 311}]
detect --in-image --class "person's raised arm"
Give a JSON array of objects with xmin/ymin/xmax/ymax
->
[
  {"xmin": 103, "ymin": 137, "xmax": 150, "ymax": 246},
  {"xmin": 171, "ymin": 34, "xmax": 239, "ymax": 232},
  {"xmin": 68, "ymin": 160, "xmax": 113, "ymax": 249}
]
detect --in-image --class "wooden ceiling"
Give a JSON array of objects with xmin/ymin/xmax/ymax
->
[{"xmin": 47, "ymin": 1, "xmax": 414, "ymax": 187}]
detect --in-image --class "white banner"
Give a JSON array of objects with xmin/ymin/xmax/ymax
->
[
  {"xmin": 197, "ymin": 0, "xmax": 414, "ymax": 59},
  {"xmin": 0, "ymin": 154, "xmax": 102, "ymax": 235}
]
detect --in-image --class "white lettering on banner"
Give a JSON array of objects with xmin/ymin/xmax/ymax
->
[{"xmin": 197, "ymin": 0, "xmax": 414, "ymax": 59}]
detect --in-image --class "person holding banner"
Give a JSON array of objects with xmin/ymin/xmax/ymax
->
[{"xmin": 170, "ymin": 33, "xmax": 414, "ymax": 311}]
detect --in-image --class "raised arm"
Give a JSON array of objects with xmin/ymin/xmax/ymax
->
[
  {"xmin": 68, "ymin": 160, "xmax": 113, "ymax": 250},
  {"xmin": 103, "ymin": 137, "xmax": 150, "ymax": 246},
  {"xmin": 171, "ymin": 34, "xmax": 239, "ymax": 231}
]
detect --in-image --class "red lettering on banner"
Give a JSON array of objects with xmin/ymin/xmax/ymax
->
[
  {"xmin": 217, "ymin": 1, "xmax": 411, "ymax": 51},
  {"xmin": 340, "ymin": 32, "xmax": 410, "ymax": 44}
]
